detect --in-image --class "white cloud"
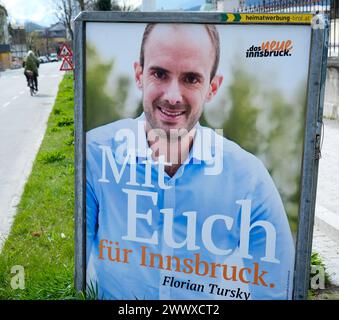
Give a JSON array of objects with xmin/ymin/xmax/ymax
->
[{"xmin": 1, "ymin": 0, "xmax": 57, "ymax": 26}]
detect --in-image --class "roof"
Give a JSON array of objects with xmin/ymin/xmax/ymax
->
[{"xmin": 48, "ymin": 22, "xmax": 66, "ymax": 32}]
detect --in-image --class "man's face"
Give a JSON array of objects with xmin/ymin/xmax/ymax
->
[{"xmin": 134, "ymin": 24, "xmax": 223, "ymax": 136}]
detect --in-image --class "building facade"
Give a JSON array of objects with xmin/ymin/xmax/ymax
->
[
  {"xmin": 9, "ymin": 24, "xmax": 28, "ymax": 61},
  {"xmin": 0, "ymin": 4, "xmax": 9, "ymax": 43},
  {"xmin": 0, "ymin": 4, "xmax": 10, "ymax": 70}
]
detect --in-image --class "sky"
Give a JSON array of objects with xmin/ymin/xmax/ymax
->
[
  {"xmin": 0, "ymin": 1, "xmax": 213, "ymax": 27},
  {"xmin": 0, "ymin": 0, "xmax": 60, "ymax": 26},
  {"xmin": 155, "ymin": 0, "xmax": 205, "ymax": 10},
  {"xmin": 0, "ymin": 0, "xmax": 145, "ymax": 27},
  {"xmin": 0, "ymin": 1, "xmax": 273, "ymax": 27}
]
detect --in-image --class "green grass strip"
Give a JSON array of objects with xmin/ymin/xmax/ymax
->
[{"xmin": 0, "ymin": 73, "xmax": 76, "ymax": 299}]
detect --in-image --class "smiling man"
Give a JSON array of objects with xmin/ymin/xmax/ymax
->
[
  {"xmin": 86, "ymin": 23, "xmax": 295, "ymax": 300},
  {"xmin": 132, "ymin": 24, "xmax": 223, "ymax": 176},
  {"xmin": 135, "ymin": 24, "xmax": 222, "ymax": 135}
]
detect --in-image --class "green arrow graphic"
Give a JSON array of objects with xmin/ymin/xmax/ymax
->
[
  {"xmin": 220, "ymin": 13, "xmax": 228, "ymax": 22},
  {"xmin": 234, "ymin": 13, "xmax": 241, "ymax": 22}
]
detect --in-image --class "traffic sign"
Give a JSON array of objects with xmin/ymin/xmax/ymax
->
[
  {"xmin": 59, "ymin": 43, "xmax": 73, "ymax": 57},
  {"xmin": 60, "ymin": 56, "xmax": 74, "ymax": 71}
]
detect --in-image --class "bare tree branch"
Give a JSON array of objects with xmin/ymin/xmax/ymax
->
[{"xmin": 53, "ymin": 0, "xmax": 76, "ymax": 41}]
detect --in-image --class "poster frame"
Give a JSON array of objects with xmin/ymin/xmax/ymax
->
[{"xmin": 73, "ymin": 11, "xmax": 329, "ymax": 300}]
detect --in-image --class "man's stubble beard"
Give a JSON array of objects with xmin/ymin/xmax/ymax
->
[{"xmin": 143, "ymin": 98, "xmax": 203, "ymax": 141}]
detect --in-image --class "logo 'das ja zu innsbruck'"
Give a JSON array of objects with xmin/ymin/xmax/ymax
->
[{"xmin": 246, "ymin": 40, "xmax": 293, "ymax": 58}]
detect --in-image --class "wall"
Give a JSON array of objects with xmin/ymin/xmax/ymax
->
[{"xmin": 324, "ymin": 57, "xmax": 339, "ymax": 120}]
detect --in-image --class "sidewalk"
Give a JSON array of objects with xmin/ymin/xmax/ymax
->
[
  {"xmin": 312, "ymin": 226, "xmax": 339, "ymax": 285},
  {"xmin": 313, "ymin": 119, "xmax": 339, "ymax": 287}
]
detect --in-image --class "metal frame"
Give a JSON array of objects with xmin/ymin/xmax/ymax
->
[
  {"xmin": 74, "ymin": 11, "xmax": 329, "ymax": 299},
  {"xmin": 293, "ymin": 15, "xmax": 329, "ymax": 299},
  {"xmin": 74, "ymin": 18, "xmax": 86, "ymax": 293}
]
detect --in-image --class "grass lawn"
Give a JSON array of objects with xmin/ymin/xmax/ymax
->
[{"xmin": 0, "ymin": 73, "xmax": 76, "ymax": 299}]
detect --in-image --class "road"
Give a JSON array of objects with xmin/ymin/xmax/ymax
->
[{"xmin": 0, "ymin": 62, "xmax": 63, "ymax": 250}]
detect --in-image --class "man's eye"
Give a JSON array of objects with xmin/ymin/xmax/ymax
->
[
  {"xmin": 184, "ymin": 74, "xmax": 199, "ymax": 84},
  {"xmin": 153, "ymin": 70, "xmax": 166, "ymax": 80}
]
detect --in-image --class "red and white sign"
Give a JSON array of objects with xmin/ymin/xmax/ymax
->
[
  {"xmin": 59, "ymin": 43, "xmax": 73, "ymax": 57},
  {"xmin": 60, "ymin": 56, "xmax": 74, "ymax": 71}
]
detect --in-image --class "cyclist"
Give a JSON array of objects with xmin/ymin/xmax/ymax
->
[{"xmin": 23, "ymin": 50, "xmax": 39, "ymax": 91}]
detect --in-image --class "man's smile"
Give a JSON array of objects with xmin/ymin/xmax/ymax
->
[{"xmin": 156, "ymin": 106, "xmax": 186, "ymax": 122}]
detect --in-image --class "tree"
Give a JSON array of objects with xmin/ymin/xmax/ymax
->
[
  {"xmin": 112, "ymin": 0, "xmax": 138, "ymax": 11},
  {"xmin": 26, "ymin": 31, "xmax": 39, "ymax": 53},
  {"xmin": 95, "ymin": 0, "xmax": 111, "ymax": 11},
  {"xmin": 54, "ymin": 0, "xmax": 75, "ymax": 41},
  {"xmin": 86, "ymin": 44, "xmax": 131, "ymax": 130},
  {"xmin": 53, "ymin": 0, "xmax": 95, "ymax": 41},
  {"xmin": 92, "ymin": 0, "xmax": 137, "ymax": 11},
  {"xmin": 77, "ymin": 0, "xmax": 95, "ymax": 11}
]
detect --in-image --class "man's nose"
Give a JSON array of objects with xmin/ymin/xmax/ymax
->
[{"xmin": 163, "ymin": 80, "xmax": 183, "ymax": 105}]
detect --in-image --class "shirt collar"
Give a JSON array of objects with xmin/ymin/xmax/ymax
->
[
  {"xmin": 189, "ymin": 122, "xmax": 215, "ymax": 164},
  {"xmin": 115, "ymin": 113, "xmax": 216, "ymax": 164}
]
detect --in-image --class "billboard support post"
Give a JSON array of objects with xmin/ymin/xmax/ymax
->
[
  {"xmin": 74, "ymin": 18, "xmax": 86, "ymax": 294},
  {"xmin": 293, "ymin": 15, "xmax": 329, "ymax": 300}
]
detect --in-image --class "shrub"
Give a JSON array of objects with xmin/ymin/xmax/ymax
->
[{"xmin": 39, "ymin": 151, "xmax": 66, "ymax": 164}]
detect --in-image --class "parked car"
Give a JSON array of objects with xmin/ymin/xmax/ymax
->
[
  {"xmin": 38, "ymin": 56, "xmax": 49, "ymax": 64},
  {"xmin": 48, "ymin": 53, "xmax": 59, "ymax": 62}
]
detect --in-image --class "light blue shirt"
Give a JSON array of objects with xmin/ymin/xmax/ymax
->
[{"xmin": 86, "ymin": 114, "xmax": 295, "ymax": 300}]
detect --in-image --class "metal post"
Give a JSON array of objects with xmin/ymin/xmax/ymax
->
[
  {"xmin": 293, "ymin": 15, "xmax": 329, "ymax": 300},
  {"xmin": 74, "ymin": 17, "xmax": 86, "ymax": 294}
]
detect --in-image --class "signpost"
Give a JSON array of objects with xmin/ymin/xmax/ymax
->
[
  {"xmin": 59, "ymin": 43, "xmax": 74, "ymax": 71},
  {"xmin": 60, "ymin": 56, "xmax": 74, "ymax": 71}
]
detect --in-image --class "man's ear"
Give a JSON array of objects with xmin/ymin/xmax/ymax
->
[
  {"xmin": 134, "ymin": 62, "xmax": 143, "ymax": 90},
  {"xmin": 206, "ymin": 75, "xmax": 223, "ymax": 102}
]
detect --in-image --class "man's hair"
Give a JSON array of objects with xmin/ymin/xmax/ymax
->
[{"xmin": 139, "ymin": 23, "xmax": 220, "ymax": 81}]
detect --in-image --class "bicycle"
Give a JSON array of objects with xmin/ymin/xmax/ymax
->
[{"xmin": 26, "ymin": 70, "xmax": 36, "ymax": 96}]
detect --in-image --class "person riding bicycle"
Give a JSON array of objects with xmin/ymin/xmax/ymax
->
[{"xmin": 23, "ymin": 50, "xmax": 39, "ymax": 91}]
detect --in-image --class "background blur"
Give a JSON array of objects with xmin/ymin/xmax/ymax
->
[{"xmin": 86, "ymin": 22, "xmax": 311, "ymax": 233}]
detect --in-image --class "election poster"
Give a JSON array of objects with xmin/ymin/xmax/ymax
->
[{"xmin": 75, "ymin": 12, "xmax": 328, "ymax": 300}]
